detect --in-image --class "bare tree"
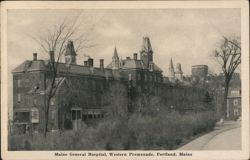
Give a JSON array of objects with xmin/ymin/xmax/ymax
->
[
  {"xmin": 213, "ymin": 36, "xmax": 241, "ymax": 118},
  {"xmin": 30, "ymin": 14, "xmax": 94, "ymax": 136}
]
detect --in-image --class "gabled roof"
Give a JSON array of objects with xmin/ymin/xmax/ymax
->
[
  {"xmin": 57, "ymin": 63, "xmax": 91, "ymax": 75},
  {"xmin": 122, "ymin": 59, "xmax": 147, "ymax": 69},
  {"xmin": 106, "ymin": 62, "xmax": 113, "ymax": 69},
  {"xmin": 12, "ymin": 59, "xmax": 110, "ymax": 78},
  {"xmin": 152, "ymin": 63, "xmax": 163, "ymax": 72},
  {"xmin": 12, "ymin": 60, "xmax": 31, "ymax": 73},
  {"xmin": 106, "ymin": 58, "xmax": 162, "ymax": 72},
  {"xmin": 12, "ymin": 60, "xmax": 47, "ymax": 73}
]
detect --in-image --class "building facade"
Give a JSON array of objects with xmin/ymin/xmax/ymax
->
[
  {"xmin": 226, "ymin": 88, "xmax": 241, "ymax": 120},
  {"xmin": 12, "ymin": 37, "xmax": 164, "ymax": 134}
]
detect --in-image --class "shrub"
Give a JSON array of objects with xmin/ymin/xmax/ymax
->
[{"xmin": 9, "ymin": 110, "xmax": 216, "ymax": 150}]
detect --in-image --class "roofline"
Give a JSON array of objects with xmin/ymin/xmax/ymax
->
[
  {"xmin": 12, "ymin": 70, "xmax": 46, "ymax": 74},
  {"xmin": 122, "ymin": 68, "xmax": 162, "ymax": 72}
]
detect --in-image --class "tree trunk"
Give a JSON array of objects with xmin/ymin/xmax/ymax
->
[
  {"xmin": 222, "ymin": 79, "xmax": 230, "ymax": 119},
  {"xmin": 44, "ymin": 97, "xmax": 51, "ymax": 137}
]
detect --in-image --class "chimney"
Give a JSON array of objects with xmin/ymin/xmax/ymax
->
[
  {"xmin": 87, "ymin": 58, "xmax": 94, "ymax": 67},
  {"xmin": 133, "ymin": 53, "xmax": 137, "ymax": 60},
  {"xmin": 49, "ymin": 51, "xmax": 55, "ymax": 62},
  {"xmin": 100, "ymin": 59, "xmax": 104, "ymax": 69},
  {"xmin": 33, "ymin": 53, "xmax": 37, "ymax": 61},
  {"xmin": 84, "ymin": 60, "xmax": 88, "ymax": 66}
]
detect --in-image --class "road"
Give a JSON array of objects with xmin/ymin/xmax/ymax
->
[{"xmin": 178, "ymin": 121, "xmax": 241, "ymax": 150}]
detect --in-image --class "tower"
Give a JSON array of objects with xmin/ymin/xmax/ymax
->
[
  {"xmin": 169, "ymin": 58, "xmax": 175, "ymax": 81},
  {"xmin": 112, "ymin": 47, "xmax": 120, "ymax": 69},
  {"xmin": 140, "ymin": 37, "xmax": 153, "ymax": 67},
  {"xmin": 175, "ymin": 63, "xmax": 183, "ymax": 80},
  {"xmin": 65, "ymin": 41, "xmax": 77, "ymax": 65}
]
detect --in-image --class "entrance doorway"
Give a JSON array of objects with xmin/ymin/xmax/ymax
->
[{"xmin": 71, "ymin": 108, "xmax": 82, "ymax": 130}]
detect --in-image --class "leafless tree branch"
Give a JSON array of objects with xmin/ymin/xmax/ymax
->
[{"xmin": 212, "ymin": 36, "xmax": 241, "ymax": 119}]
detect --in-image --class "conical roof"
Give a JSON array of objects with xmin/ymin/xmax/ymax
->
[
  {"xmin": 141, "ymin": 37, "xmax": 153, "ymax": 53},
  {"xmin": 65, "ymin": 41, "xmax": 76, "ymax": 56},
  {"xmin": 169, "ymin": 58, "xmax": 174, "ymax": 69},
  {"xmin": 112, "ymin": 47, "xmax": 119, "ymax": 59}
]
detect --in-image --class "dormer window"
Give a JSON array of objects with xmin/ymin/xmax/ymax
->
[{"xmin": 149, "ymin": 63, "xmax": 154, "ymax": 71}]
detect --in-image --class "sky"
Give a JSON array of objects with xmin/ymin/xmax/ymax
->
[
  {"xmin": 8, "ymin": 9, "xmax": 241, "ymax": 77},
  {"xmin": 6, "ymin": 9, "xmax": 241, "ymax": 119}
]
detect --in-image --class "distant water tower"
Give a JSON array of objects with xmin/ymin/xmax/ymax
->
[{"xmin": 191, "ymin": 65, "xmax": 208, "ymax": 80}]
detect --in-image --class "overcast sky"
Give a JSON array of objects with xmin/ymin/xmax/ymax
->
[{"xmin": 8, "ymin": 9, "xmax": 241, "ymax": 76}]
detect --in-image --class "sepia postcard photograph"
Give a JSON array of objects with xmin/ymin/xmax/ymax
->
[{"xmin": 1, "ymin": 1, "xmax": 249, "ymax": 160}]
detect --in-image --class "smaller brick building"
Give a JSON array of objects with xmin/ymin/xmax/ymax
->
[{"xmin": 226, "ymin": 88, "xmax": 241, "ymax": 120}]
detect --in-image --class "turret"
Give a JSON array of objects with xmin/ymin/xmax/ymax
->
[
  {"xmin": 169, "ymin": 58, "xmax": 175, "ymax": 80},
  {"xmin": 140, "ymin": 37, "xmax": 153, "ymax": 67},
  {"xmin": 175, "ymin": 63, "xmax": 183, "ymax": 80},
  {"xmin": 112, "ymin": 47, "xmax": 120, "ymax": 69},
  {"xmin": 65, "ymin": 41, "xmax": 77, "ymax": 65}
]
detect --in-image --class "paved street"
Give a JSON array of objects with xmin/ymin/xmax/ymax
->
[{"xmin": 178, "ymin": 121, "xmax": 241, "ymax": 150}]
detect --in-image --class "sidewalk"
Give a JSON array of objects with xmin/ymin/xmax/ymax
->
[{"xmin": 178, "ymin": 121, "xmax": 241, "ymax": 150}]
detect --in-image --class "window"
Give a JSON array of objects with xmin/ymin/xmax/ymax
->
[
  {"xmin": 149, "ymin": 63, "xmax": 154, "ymax": 71},
  {"xmin": 137, "ymin": 86, "xmax": 141, "ymax": 92},
  {"xmin": 82, "ymin": 114, "xmax": 87, "ymax": 120},
  {"xmin": 34, "ymin": 98, "xmax": 37, "ymax": 105},
  {"xmin": 92, "ymin": 80, "xmax": 96, "ymax": 90},
  {"xmin": 137, "ymin": 74, "xmax": 141, "ymax": 81},
  {"xmin": 233, "ymin": 99, "xmax": 238, "ymax": 106},
  {"xmin": 71, "ymin": 110, "xmax": 81, "ymax": 120},
  {"xmin": 88, "ymin": 114, "xmax": 93, "ymax": 119},
  {"xmin": 93, "ymin": 96, "xmax": 96, "ymax": 105},
  {"xmin": 234, "ymin": 109, "xmax": 239, "ymax": 116},
  {"xmin": 128, "ymin": 74, "xmax": 132, "ymax": 81},
  {"xmin": 31, "ymin": 108, "xmax": 39, "ymax": 123},
  {"xmin": 50, "ymin": 99, "xmax": 55, "ymax": 105},
  {"xmin": 51, "ymin": 110, "xmax": 55, "ymax": 120},
  {"xmin": 72, "ymin": 110, "xmax": 76, "ymax": 120},
  {"xmin": 77, "ymin": 111, "xmax": 81, "ymax": 119},
  {"xmin": 84, "ymin": 79, "xmax": 88, "ymax": 88},
  {"xmin": 17, "ymin": 80, "xmax": 21, "ymax": 88},
  {"xmin": 15, "ymin": 112, "xmax": 30, "ymax": 123},
  {"xmin": 17, "ymin": 94, "xmax": 21, "ymax": 102},
  {"xmin": 231, "ymin": 90, "xmax": 240, "ymax": 96}
]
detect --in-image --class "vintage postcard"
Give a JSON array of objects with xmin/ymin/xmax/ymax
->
[{"xmin": 1, "ymin": 1, "xmax": 249, "ymax": 160}]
